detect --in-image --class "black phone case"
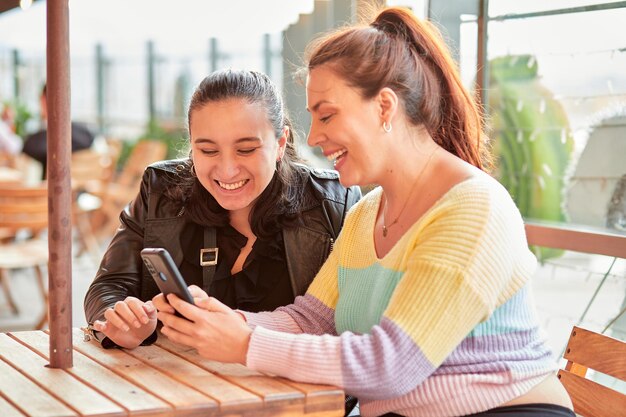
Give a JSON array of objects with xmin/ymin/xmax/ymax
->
[{"xmin": 140, "ymin": 248, "xmax": 195, "ymax": 306}]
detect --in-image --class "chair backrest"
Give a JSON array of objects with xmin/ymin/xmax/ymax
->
[
  {"xmin": 558, "ymin": 326, "xmax": 626, "ymax": 416},
  {"xmin": 117, "ymin": 139, "xmax": 167, "ymax": 188},
  {"xmin": 71, "ymin": 148, "xmax": 117, "ymax": 192},
  {"xmin": 0, "ymin": 151, "xmax": 17, "ymax": 168},
  {"xmin": 0, "ymin": 186, "xmax": 48, "ymax": 233}
]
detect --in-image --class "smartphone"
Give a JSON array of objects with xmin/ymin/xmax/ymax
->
[{"xmin": 140, "ymin": 248, "xmax": 195, "ymax": 313}]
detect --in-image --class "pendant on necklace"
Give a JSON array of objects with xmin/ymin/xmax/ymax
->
[{"xmin": 382, "ymin": 225, "xmax": 388, "ymax": 237}]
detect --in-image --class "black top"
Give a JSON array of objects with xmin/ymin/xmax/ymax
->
[
  {"xmin": 23, "ymin": 122, "xmax": 95, "ymax": 179},
  {"xmin": 179, "ymin": 222, "xmax": 293, "ymax": 312}
]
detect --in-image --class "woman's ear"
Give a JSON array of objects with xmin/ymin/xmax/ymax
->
[
  {"xmin": 276, "ymin": 126, "xmax": 288, "ymax": 161},
  {"xmin": 378, "ymin": 87, "xmax": 398, "ymax": 125}
]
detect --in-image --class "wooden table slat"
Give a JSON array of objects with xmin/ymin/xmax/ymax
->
[
  {"xmin": 156, "ymin": 337, "xmax": 262, "ymax": 377},
  {"xmin": 275, "ymin": 378, "xmax": 345, "ymax": 414},
  {"xmin": 69, "ymin": 329, "xmax": 217, "ymax": 417},
  {"xmin": 0, "ymin": 359, "xmax": 76, "ymax": 417},
  {"xmin": 0, "ymin": 334, "xmax": 124, "ymax": 417},
  {"xmin": 0, "ymin": 392, "xmax": 29, "ymax": 417},
  {"xmin": 155, "ymin": 336, "xmax": 305, "ymax": 408},
  {"xmin": 125, "ymin": 344, "xmax": 262, "ymax": 413},
  {"xmin": 12, "ymin": 330, "xmax": 172, "ymax": 416}
]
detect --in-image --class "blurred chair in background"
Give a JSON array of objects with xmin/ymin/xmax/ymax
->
[
  {"xmin": 88, "ymin": 139, "xmax": 167, "ymax": 241},
  {"xmin": 71, "ymin": 143, "xmax": 120, "ymax": 261},
  {"xmin": 0, "ymin": 185, "xmax": 48, "ymax": 329}
]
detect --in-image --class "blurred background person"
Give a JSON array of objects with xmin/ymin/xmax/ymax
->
[
  {"xmin": 0, "ymin": 101, "xmax": 22, "ymax": 156},
  {"xmin": 22, "ymin": 84, "xmax": 94, "ymax": 178}
]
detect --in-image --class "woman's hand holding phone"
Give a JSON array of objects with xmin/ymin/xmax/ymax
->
[
  {"xmin": 92, "ymin": 297, "xmax": 158, "ymax": 349},
  {"xmin": 152, "ymin": 284, "xmax": 207, "ymax": 315},
  {"xmin": 153, "ymin": 285, "xmax": 252, "ymax": 365}
]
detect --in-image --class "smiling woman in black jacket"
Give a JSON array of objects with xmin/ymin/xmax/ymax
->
[{"xmin": 84, "ymin": 69, "xmax": 360, "ymax": 349}]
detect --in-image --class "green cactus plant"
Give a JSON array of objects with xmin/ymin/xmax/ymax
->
[{"xmin": 488, "ymin": 55, "xmax": 574, "ymax": 261}]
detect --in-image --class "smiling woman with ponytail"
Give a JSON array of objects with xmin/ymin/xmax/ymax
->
[{"xmin": 151, "ymin": 9, "xmax": 574, "ymax": 417}]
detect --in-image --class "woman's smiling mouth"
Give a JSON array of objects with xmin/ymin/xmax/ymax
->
[
  {"xmin": 216, "ymin": 179, "xmax": 249, "ymax": 190},
  {"xmin": 326, "ymin": 149, "xmax": 347, "ymax": 166}
]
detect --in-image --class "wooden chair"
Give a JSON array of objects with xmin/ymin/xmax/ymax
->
[
  {"xmin": 112, "ymin": 139, "xmax": 167, "ymax": 200},
  {"xmin": 0, "ymin": 186, "xmax": 49, "ymax": 329},
  {"xmin": 95, "ymin": 139, "xmax": 167, "ymax": 239},
  {"xmin": 557, "ymin": 326, "xmax": 626, "ymax": 416},
  {"xmin": 0, "ymin": 151, "xmax": 17, "ymax": 168},
  {"xmin": 71, "ymin": 147, "xmax": 119, "ymax": 260}
]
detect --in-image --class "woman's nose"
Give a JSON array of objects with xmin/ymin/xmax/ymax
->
[
  {"xmin": 307, "ymin": 123, "xmax": 324, "ymax": 148},
  {"xmin": 217, "ymin": 156, "xmax": 240, "ymax": 178}
]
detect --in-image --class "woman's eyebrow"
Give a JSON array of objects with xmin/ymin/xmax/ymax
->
[
  {"xmin": 307, "ymin": 100, "xmax": 331, "ymax": 113},
  {"xmin": 194, "ymin": 137, "xmax": 262, "ymax": 144}
]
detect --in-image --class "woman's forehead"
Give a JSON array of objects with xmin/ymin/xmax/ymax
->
[{"xmin": 190, "ymin": 100, "xmax": 275, "ymax": 143}]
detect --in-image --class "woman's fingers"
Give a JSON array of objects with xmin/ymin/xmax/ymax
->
[
  {"xmin": 125, "ymin": 297, "xmax": 150, "ymax": 326},
  {"xmin": 92, "ymin": 319, "xmax": 107, "ymax": 332},
  {"xmin": 166, "ymin": 293, "xmax": 205, "ymax": 322},
  {"xmin": 188, "ymin": 285, "xmax": 208, "ymax": 299},
  {"xmin": 191, "ymin": 295, "xmax": 232, "ymax": 313},
  {"xmin": 143, "ymin": 300, "xmax": 157, "ymax": 318},
  {"xmin": 160, "ymin": 324, "xmax": 197, "ymax": 347},
  {"xmin": 157, "ymin": 309, "xmax": 197, "ymax": 336},
  {"xmin": 104, "ymin": 306, "xmax": 132, "ymax": 331},
  {"xmin": 152, "ymin": 293, "xmax": 175, "ymax": 314}
]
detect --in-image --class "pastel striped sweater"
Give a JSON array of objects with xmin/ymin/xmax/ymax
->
[{"xmin": 243, "ymin": 174, "xmax": 556, "ymax": 417}]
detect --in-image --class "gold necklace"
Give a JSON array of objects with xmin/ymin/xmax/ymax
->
[{"xmin": 382, "ymin": 146, "xmax": 439, "ymax": 237}]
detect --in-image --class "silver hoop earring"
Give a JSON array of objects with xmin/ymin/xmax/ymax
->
[
  {"xmin": 190, "ymin": 164, "xmax": 197, "ymax": 177},
  {"xmin": 383, "ymin": 121, "xmax": 392, "ymax": 133}
]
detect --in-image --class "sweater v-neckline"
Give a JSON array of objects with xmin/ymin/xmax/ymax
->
[{"xmin": 369, "ymin": 177, "xmax": 478, "ymax": 261}]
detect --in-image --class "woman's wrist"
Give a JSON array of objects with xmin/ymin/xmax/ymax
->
[
  {"xmin": 239, "ymin": 327, "xmax": 253, "ymax": 365},
  {"xmin": 235, "ymin": 310, "xmax": 248, "ymax": 323}
]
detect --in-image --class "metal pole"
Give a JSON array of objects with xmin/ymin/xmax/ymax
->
[
  {"xmin": 96, "ymin": 43, "xmax": 105, "ymax": 135},
  {"xmin": 147, "ymin": 40, "xmax": 156, "ymax": 124},
  {"xmin": 11, "ymin": 49, "xmax": 20, "ymax": 101},
  {"xmin": 263, "ymin": 34, "xmax": 271, "ymax": 77},
  {"xmin": 209, "ymin": 38, "xmax": 218, "ymax": 72},
  {"xmin": 490, "ymin": 1, "xmax": 626, "ymax": 22},
  {"xmin": 476, "ymin": 0, "xmax": 489, "ymax": 112},
  {"xmin": 47, "ymin": 0, "xmax": 73, "ymax": 369}
]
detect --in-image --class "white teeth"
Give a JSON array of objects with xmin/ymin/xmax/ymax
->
[
  {"xmin": 327, "ymin": 149, "xmax": 347, "ymax": 162},
  {"xmin": 217, "ymin": 179, "xmax": 248, "ymax": 190}
]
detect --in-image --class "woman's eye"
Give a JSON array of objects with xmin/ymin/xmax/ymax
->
[
  {"xmin": 320, "ymin": 115, "xmax": 332, "ymax": 124},
  {"xmin": 200, "ymin": 149, "xmax": 218, "ymax": 156},
  {"xmin": 238, "ymin": 148, "xmax": 257, "ymax": 155}
]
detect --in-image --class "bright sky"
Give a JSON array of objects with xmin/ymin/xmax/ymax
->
[{"xmin": 0, "ymin": 0, "xmax": 315, "ymax": 54}]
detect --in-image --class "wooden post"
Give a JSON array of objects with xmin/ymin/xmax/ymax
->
[{"xmin": 47, "ymin": 0, "xmax": 73, "ymax": 368}]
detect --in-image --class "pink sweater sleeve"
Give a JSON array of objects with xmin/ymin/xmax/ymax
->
[
  {"xmin": 240, "ymin": 309, "xmax": 303, "ymax": 333},
  {"xmin": 247, "ymin": 325, "xmax": 344, "ymax": 387}
]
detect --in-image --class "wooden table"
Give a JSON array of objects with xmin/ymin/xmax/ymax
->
[{"xmin": 0, "ymin": 329, "xmax": 344, "ymax": 417}]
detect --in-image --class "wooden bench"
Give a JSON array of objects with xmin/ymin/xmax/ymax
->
[{"xmin": 557, "ymin": 326, "xmax": 626, "ymax": 416}]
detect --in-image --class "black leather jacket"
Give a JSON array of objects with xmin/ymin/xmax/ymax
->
[{"xmin": 84, "ymin": 160, "xmax": 361, "ymax": 325}]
